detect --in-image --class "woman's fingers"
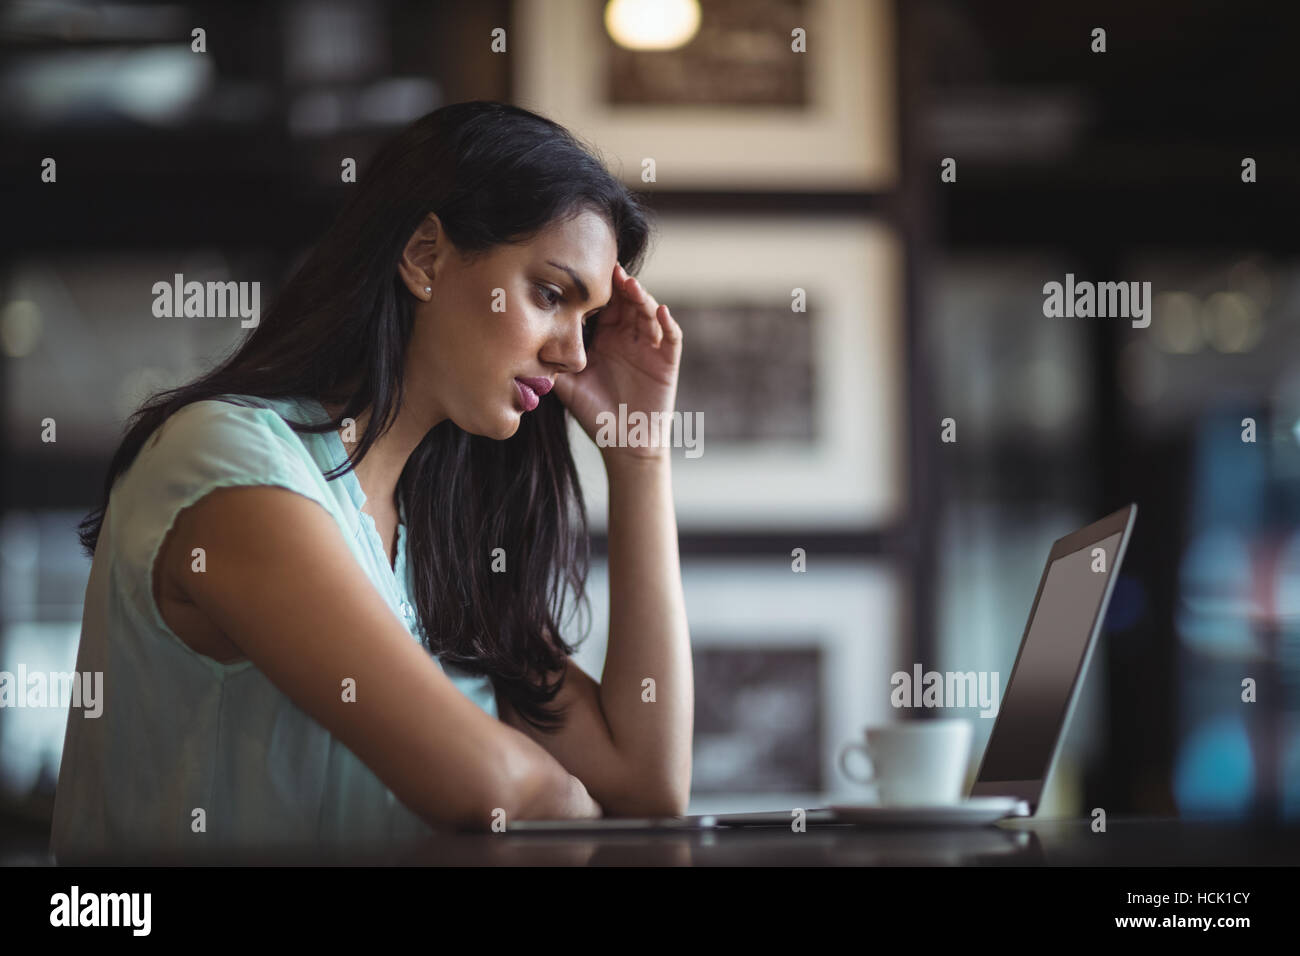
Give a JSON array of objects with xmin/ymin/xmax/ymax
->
[
  {"xmin": 619, "ymin": 270, "xmax": 664, "ymax": 347},
  {"xmin": 613, "ymin": 263, "xmax": 678, "ymax": 350},
  {"xmin": 656, "ymin": 303, "xmax": 680, "ymax": 345}
]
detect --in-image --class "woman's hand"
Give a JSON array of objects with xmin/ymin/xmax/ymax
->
[{"xmin": 552, "ymin": 263, "xmax": 682, "ymax": 463}]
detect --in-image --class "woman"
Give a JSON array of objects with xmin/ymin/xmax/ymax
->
[{"xmin": 50, "ymin": 100, "xmax": 692, "ymax": 858}]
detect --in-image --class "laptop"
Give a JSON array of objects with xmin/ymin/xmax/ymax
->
[{"xmin": 509, "ymin": 504, "xmax": 1137, "ymax": 832}]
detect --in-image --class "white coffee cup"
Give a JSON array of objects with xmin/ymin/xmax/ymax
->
[{"xmin": 837, "ymin": 719, "xmax": 973, "ymax": 806}]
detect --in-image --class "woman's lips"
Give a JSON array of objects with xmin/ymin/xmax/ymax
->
[
  {"xmin": 514, "ymin": 378, "xmax": 541, "ymax": 412},
  {"xmin": 517, "ymin": 376, "xmax": 553, "ymax": 396}
]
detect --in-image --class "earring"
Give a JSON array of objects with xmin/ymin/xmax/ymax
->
[{"xmin": 423, "ymin": 286, "xmax": 431, "ymax": 296}]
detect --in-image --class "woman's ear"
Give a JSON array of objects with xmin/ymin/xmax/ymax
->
[{"xmin": 398, "ymin": 213, "xmax": 445, "ymax": 301}]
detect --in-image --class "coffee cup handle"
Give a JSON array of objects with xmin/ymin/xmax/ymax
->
[{"xmin": 838, "ymin": 742, "xmax": 876, "ymax": 785}]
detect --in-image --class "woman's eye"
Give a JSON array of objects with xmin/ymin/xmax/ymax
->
[{"xmin": 534, "ymin": 284, "xmax": 562, "ymax": 308}]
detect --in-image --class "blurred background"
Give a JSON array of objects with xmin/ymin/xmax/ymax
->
[{"xmin": 2, "ymin": 0, "xmax": 1299, "ymax": 860}]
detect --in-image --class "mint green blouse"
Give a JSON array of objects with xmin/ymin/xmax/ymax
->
[{"xmin": 50, "ymin": 394, "xmax": 499, "ymax": 860}]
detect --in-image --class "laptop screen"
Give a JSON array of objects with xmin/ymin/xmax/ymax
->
[{"xmin": 975, "ymin": 531, "xmax": 1125, "ymax": 785}]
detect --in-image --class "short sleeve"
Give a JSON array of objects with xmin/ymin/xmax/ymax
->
[{"xmin": 108, "ymin": 399, "xmax": 339, "ymax": 645}]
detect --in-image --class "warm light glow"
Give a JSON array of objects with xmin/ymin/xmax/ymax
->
[
  {"xmin": 1, "ymin": 300, "xmax": 42, "ymax": 358},
  {"xmin": 1152, "ymin": 291, "xmax": 1204, "ymax": 354},
  {"xmin": 604, "ymin": 0, "xmax": 701, "ymax": 50},
  {"xmin": 1202, "ymin": 291, "xmax": 1262, "ymax": 354}
]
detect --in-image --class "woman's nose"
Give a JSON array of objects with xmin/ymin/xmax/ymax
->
[{"xmin": 545, "ymin": 319, "xmax": 587, "ymax": 375}]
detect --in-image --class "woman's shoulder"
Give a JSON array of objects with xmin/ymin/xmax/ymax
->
[
  {"xmin": 138, "ymin": 394, "xmax": 317, "ymax": 463},
  {"xmin": 106, "ymin": 394, "xmax": 341, "ymax": 592},
  {"xmin": 117, "ymin": 394, "xmax": 329, "ymax": 518}
]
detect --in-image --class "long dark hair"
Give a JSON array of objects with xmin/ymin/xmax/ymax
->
[{"xmin": 77, "ymin": 100, "xmax": 653, "ymax": 731}]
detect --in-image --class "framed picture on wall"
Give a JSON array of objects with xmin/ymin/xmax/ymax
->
[
  {"xmin": 512, "ymin": 0, "xmax": 896, "ymax": 191},
  {"xmin": 564, "ymin": 557, "xmax": 904, "ymax": 810},
  {"xmin": 567, "ymin": 214, "xmax": 905, "ymax": 531}
]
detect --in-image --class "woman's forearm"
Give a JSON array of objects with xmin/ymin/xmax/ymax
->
[{"xmin": 599, "ymin": 451, "xmax": 693, "ymax": 813}]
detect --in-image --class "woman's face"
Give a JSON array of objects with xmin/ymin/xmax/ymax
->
[{"xmin": 401, "ymin": 208, "xmax": 618, "ymax": 439}]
